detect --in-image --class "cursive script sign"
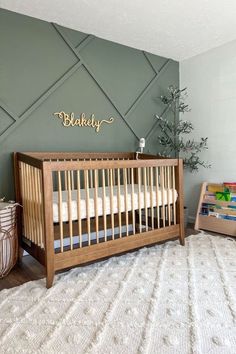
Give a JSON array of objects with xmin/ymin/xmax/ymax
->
[{"xmin": 54, "ymin": 111, "xmax": 114, "ymax": 133}]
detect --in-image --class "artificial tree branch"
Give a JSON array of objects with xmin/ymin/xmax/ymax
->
[{"xmin": 156, "ymin": 86, "xmax": 210, "ymax": 172}]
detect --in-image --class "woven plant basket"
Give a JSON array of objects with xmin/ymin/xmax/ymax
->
[{"xmin": 0, "ymin": 202, "xmax": 18, "ymax": 278}]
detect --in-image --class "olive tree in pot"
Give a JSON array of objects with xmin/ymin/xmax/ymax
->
[{"xmin": 155, "ymin": 85, "xmax": 210, "ymax": 227}]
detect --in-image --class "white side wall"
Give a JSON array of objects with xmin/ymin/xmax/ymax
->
[{"xmin": 180, "ymin": 40, "xmax": 236, "ymax": 222}]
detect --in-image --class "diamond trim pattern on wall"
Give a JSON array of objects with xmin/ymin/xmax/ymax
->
[
  {"xmin": 0, "ymin": 104, "xmax": 16, "ymax": 135},
  {"xmin": 0, "ymin": 23, "xmax": 172, "ymax": 143}
]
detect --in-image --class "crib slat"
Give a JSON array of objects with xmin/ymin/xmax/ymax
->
[
  {"xmin": 94, "ymin": 169, "xmax": 99, "ymax": 243},
  {"xmin": 22, "ymin": 163, "xmax": 29, "ymax": 240},
  {"xmin": 29, "ymin": 166, "xmax": 35, "ymax": 245},
  {"xmin": 160, "ymin": 166, "xmax": 165, "ymax": 227},
  {"xmin": 37, "ymin": 168, "xmax": 44, "ymax": 248},
  {"xmin": 84, "ymin": 170, "xmax": 91, "ymax": 246},
  {"xmin": 26, "ymin": 164, "xmax": 34, "ymax": 242},
  {"xmin": 138, "ymin": 167, "xmax": 142, "ymax": 233},
  {"xmin": 30, "ymin": 165, "xmax": 37, "ymax": 245},
  {"xmin": 167, "ymin": 166, "xmax": 171, "ymax": 226},
  {"xmin": 76, "ymin": 169, "xmax": 82, "ymax": 247},
  {"xmin": 58, "ymin": 171, "xmax": 63, "ymax": 252},
  {"xmin": 70, "ymin": 160, "xmax": 75, "ymax": 190},
  {"xmin": 24, "ymin": 163, "xmax": 30, "ymax": 239},
  {"xmin": 67, "ymin": 170, "xmax": 73, "ymax": 250},
  {"xmin": 35, "ymin": 169, "xmax": 42, "ymax": 248},
  {"xmin": 19, "ymin": 163, "xmax": 26, "ymax": 237},
  {"xmin": 34, "ymin": 167, "xmax": 40, "ymax": 246},
  {"xmin": 72, "ymin": 171, "xmax": 75, "ymax": 190},
  {"xmin": 102, "ymin": 169, "xmax": 107, "ymax": 241},
  {"xmin": 147, "ymin": 166, "xmax": 150, "ymax": 186},
  {"xmin": 117, "ymin": 168, "xmax": 122, "ymax": 238},
  {"xmin": 35, "ymin": 168, "xmax": 42, "ymax": 247},
  {"xmin": 64, "ymin": 162, "xmax": 68, "ymax": 190},
  {"xmin": 127, "ymin": 165, "xmax": 130, "ymax": 184},
  {"xmin": 29, "ymin": 165, "xmax": 35, "ymax": 242},
  {"xmin": 144, "ymin": 167, "xmax": 148, "ymax": 232},
  {"xmin": 106, "ymin": 161, "xmax": 109, "ymax": 186},
  {"xmin": 165, "ymin": 166, "xmax": 168, "ymax": 188},
  {"xmin": 131, "ymin": 168, "xmax": 135, "ymax": 234},
  {"xmin": 124, "ymin": 168, "xmax": 129, "ymax": 236},
  {"xmin": 150, "ymin": 167, "xmax": 154, "ymax": 230},
  {"xmin": 155, "ymin": 167, "xmax": 160, "ymax": 229},
  {"xmin": 89, "ymin": 159, "xmax": 93, "ymax": 188},
  {"xmin": 24, "ymin": 164, "xmax": 30, "ymax": 240},
  {"xmin": 31, "ymin": 165, "xmax": 37, "ymax": 244},
  {"xmin": 112, "ymin": 159, "xmax": 116, "ymax": 185},
  {"xmin": 172, "ymin": 166, "xmax": 176, "ymax": 225},
  {"xmin": 110, "ymin": 169, "xmax": 115, "ymax": 240}
]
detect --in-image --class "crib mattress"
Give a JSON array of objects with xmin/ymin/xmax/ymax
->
[{"xmin": 53, "ymin": 185, "xmax": 177, "ymax": 223}]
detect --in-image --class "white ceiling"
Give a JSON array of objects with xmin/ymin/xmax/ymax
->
[{"xmin": 1, "ymin": 0, "xmax": 236, "ymax": 61}]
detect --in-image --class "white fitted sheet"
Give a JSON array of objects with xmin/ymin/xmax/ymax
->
[{"xmin": 53, "ymin": 184, "xmax": 177, "ymax": 223}]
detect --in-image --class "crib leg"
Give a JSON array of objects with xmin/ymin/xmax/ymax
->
[
  {"xmin": 179, "ymin": 235, "xmax": 185, "ymax": 246},
  {"xmin": 179, "ymin": 223, "xmax": 185, "ymax": 246},
  {"xmin": 175, "ymin": 159, "xmax": 185, "ymax": 246},
  {"xmin": 18, "ymin": 247, "xmax": 24, "ymax": 263},
  {"xmin": 46, "ymin": 269, "xmax": 55, "ymax": 289}
]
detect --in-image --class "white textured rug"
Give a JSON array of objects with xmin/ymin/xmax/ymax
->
[{"xmin": 1, "ymin": 233, "xmax": 236, "ymax": 354}]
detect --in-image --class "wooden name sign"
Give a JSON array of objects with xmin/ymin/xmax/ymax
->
[{"xmin": 54, "ymin": 111, "xmax": 114, "ymax": 133}]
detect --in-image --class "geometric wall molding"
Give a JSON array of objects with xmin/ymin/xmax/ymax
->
[
  {"xmin": 0, "ymin": 105, "xmax": 16, "ymax": 135},
  {"xmin": 0, "ymin": 21, "xmax": 172, "ymax": 143},
  {"xmin": 53, "ymin": 23, "xmax": 172, "ymax": 141}
]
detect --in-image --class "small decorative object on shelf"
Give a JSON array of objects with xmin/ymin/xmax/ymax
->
[
  {"xmin": 195, "ymin": 182, "xmax": 236, "ymax": 236},
  {"xmin": 0, "ymin": 198, "xmax": 19, "ymax": 277}
]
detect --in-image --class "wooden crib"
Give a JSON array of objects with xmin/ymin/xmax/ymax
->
[{"xmin": 14, "ymin": 152, "xmax": 184, "ymax": 288}]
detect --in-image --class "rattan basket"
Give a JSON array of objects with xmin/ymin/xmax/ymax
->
[{"xmin": 0, "ymin": 202, "xmax": 18, "ymax": 278}]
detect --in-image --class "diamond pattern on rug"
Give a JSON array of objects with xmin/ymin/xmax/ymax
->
[{"xmin": 0, "ymin": 233, "xmax": 236, "ymax": 354}]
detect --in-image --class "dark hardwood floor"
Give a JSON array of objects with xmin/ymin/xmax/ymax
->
[{"xmin": 0, "ymin": 224, "xmax": 198, "ymax": 290}]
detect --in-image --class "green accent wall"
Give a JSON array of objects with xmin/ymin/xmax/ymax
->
[{"xmin": 0, "ymin": 9, "xmax": 179, "ymax": 199}]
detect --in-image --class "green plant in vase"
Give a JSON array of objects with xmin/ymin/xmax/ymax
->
[{"xmin": 156, "ymin": 85, "xmax": 210, "ymax": 172}]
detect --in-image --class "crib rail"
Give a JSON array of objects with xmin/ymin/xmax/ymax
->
[{"xmin": 18, "ymin": 151, "xmax": 135, "ymax": 161}]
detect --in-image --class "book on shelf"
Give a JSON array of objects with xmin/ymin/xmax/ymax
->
[{"xmin": 195, "ymin": 182, "xmax": 236, "ymax": 236}]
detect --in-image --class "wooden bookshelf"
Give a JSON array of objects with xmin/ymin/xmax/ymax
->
[{"xmin": 195, "ymin": 182, "xmax": 236, "ymax": 236}]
